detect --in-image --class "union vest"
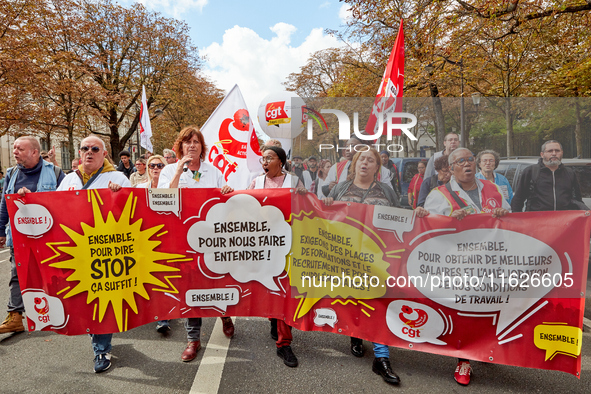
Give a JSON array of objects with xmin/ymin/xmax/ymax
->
[{"xmin": 436, "ymin": 180, "xmax": 504, "ymax": 215}]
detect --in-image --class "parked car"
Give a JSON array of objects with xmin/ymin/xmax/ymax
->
[
  {"xmin": 390, "ymin": 157, "xmax": 429, "ymax": 209},
  {"xmin": 495, "ymin": 158, "xmax": 591, "ymax": 208}
]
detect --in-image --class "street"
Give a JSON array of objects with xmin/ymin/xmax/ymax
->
[{"xmin": 1, "ymin": 247, "xmax": 590, "ymax": 394}]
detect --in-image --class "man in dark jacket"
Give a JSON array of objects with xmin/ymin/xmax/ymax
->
[
  {"xmin": 511, "ymin": 140, "xmax": 587, "ymax": 212},
  {"xmin": 116, "ymin": 150, "xmax": 135, "ymax": 178}
]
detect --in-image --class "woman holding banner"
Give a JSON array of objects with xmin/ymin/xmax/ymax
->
[
  {"xmin": 323, "ymin": 147, "xmax": 410, "ymax": 385},
  {"xmin": 136, "ymin": 154, "xmax": 174, "ymax": 333},
  {"xmin": 158, "ymin": 126, "xmax": 236, "ymax": 362},
  {"xmin": 314, "ymin": 159, "xmax": 332, "ymax": 199},
  {"xmin": 248, "ymin": 145, "xmax": 306, "ymax": 368}
]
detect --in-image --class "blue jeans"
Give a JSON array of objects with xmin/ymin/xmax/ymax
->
[
  {"xmin": 91, "ymin": 333, "xmax": 113, "ymax": 357},
  {"xmin": 7, "ymin": 247, "xmax": 24, "ymax": 313},
  {"xmin": 185, "ymin": 318, "xmax": 202, "ymax": 341},
  {"xmin": 373, "ymin": 342, "xmax": 389, "ymax": 358}
]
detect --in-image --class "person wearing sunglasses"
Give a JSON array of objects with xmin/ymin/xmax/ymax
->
[
  {"xmin": 157, "ymin": 125, "xmax": 236, "ymax": 363},
  {"xmin": 135, "ymin": 155, "xmax": 165, "ymax": 189},
  {"xmin": 421, "ymin": 148, "xmax": 510, "ymax": 386},
  {"xmin": 57, "ymin": 135, "xmax": 131, "ymax": 373}
]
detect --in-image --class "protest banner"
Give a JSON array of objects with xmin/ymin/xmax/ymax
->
[{"xmin": 6, "ymin": 189, "xmax": 590, "ymax": 376}]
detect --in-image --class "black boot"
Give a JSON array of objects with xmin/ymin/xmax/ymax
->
[
  {"xmin": 350, "ymin": 337, "xmax": 364, "ymax": 357},
  {"xmin": 372, "ymin": 357, "xmax": 400, "ymax": 384},
  {"xmin": 270, "ymin": 319, "xmax": 278, "ymax": 341}
]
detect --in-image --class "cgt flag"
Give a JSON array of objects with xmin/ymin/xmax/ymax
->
[
  {"xmin": 139, "ymin": 85, "xmax": 153, "ymax": 152},
  {"xmin": 365, "ymin": 19, "xmax": 404, "ymax": 137},
  {"xmin": 202, "ymin": 84, "xmax": 261, "ymax": 190}
]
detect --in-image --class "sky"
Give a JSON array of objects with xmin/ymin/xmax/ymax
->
[{"xmin": 123, "ymin": 0, "xmax": 354, "ymax": 132}]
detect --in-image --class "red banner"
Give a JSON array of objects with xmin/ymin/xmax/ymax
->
[{"xmin": 6, "ymin": 189, "xmax": 590, "ymax": 377}]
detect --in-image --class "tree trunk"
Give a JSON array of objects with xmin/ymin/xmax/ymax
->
[
  {"xmin": 505, "ymin": 97, "xmax": 514, "ymax": 157},
  {"xmin": 430, "ymin": 82, "xmax": 445, "ymax": 151},
  {"xmin": 575, "ymin": 98, "xmax": 583, "ymax": 158}
]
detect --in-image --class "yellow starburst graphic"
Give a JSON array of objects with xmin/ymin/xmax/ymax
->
[{"xmin": 48, "ymin": 190, "xmax": 185, "ymax": 332}]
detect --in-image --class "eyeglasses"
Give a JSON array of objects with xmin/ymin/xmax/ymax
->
[
  {"xmin": 453, "ymin": 156, "xmax": 475, "ymax": 166},
  {"xmin": 80, "ymin": 146, "xmax": 101, "ymax": 153},
  {"xmin": 148, "ymin": 163, "xmax": 165, "ymax": 169},
  {"xmin": 136, "ymin": 163, "xmax": 145, "ymax": 166},
  {"xmin": 480, "ymin": 159, "xmax": 495, "ymax": 164},
  {"xmin": 259, "ymin": 157, "xmax": 275, "ymax": 164}
]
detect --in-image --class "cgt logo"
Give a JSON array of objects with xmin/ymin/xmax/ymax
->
[
  {"xmin": 265, "ymin": 102, "xmax": 288, "ymax": 124},
  {"xmin": 399, "ymin": 304, "xmax": 428, "ymax": 338},
  {"xmin": 22, "ymin": 290, "xmax": 66, "ymax": 330}
]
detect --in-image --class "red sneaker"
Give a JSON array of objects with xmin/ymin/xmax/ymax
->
[{"xmin": 454, "ymin": 361, "xmax": 472, "ymax": 385}]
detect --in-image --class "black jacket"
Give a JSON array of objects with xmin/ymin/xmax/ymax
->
[
  {"xmin": 511, "ymin": 158, "xmax": 584, "ymax": 212},
  {"xmin": 117, "ymin": 161, "xmax": 135, "ymax": 179}
]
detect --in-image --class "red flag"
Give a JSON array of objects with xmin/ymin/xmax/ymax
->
[{"xmin": 365, "ymin": 19, "xmax": 404, "ymax": 137}]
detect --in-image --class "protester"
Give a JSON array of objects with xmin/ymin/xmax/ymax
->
[
  {"xmin": 314, "ymin": 159, "xmax": 332, "ymax": 198},
  {"xmin": 0, "ymin": 170, "xmax": 4, "ymax": 193},
  {"xmin": 379, "ymin": 150, "xmax": 401, "ymax": 193},
  {"xmin": 248, "ymin": 146, "xmax": 305, "ymax": 367},
  {"xmin": 68, "ymin": 158, "xmax": 80, "ymax": 174},
  {"xmin": 301, "ymin": 156, "xmax": 319, "ymax": 193},
  {"xmin": 408, "ymin": 161, "xmax": 426, "ymax": 209},
  {"xmin": 117, "ymin": 150, "xmax": 134, "ymax": 178},
  {"xmin": 424, "ymin": 133, "xmax": 459, "ymax": 178},
  {"xmin": 135, "ymin": 154, "xmax": 171, "ymax": 332},
  {"xmin": 475, "ymin": 150, "xmax": 513, "ymax": 204},
  {"xmin": 136, "ymin": 155, "xmax": 165, "ymax": 189},
  {"xmin": 422, "ymin": 147, "xmax": 510, "ymax": 385},
  {"xmin": 163, "ymin": 149, "xmax": 177, "ymax": 164},
  {"xmin": 57, "ymin": 135, "xmax": 129, "ymax": 373},
  {"xmin": 322, "ymin": 137, "xmax": 394, "ymax": 199},
  {"xmin": 323, "ymin": 148, "xmax": 426, "ymax": 385},
  {"xmin": 158, "ymin": 125, "xmax": 235, "ymax": 362},
  {"xmin": 0, "ymin": 137, "xmax": 65, "ymax": 334},
  {"xmin": 130, "ymin": 158, "xmax": 148, "ymax": 187},
  {"xmin": 511, "ymin": 140, "xmax": 587, "ymax": 212},
  {"xmin": 291, "ymin": 155, "xmax": 305, "ymax": 183},
  {"xmin": 416, "ymin": 155, "xmax": 451, "ymax": 208}
]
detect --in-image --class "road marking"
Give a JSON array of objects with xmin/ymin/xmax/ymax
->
[{"xmin": 190, "ymin": 317, "xmax": 232, "ymax": 394}]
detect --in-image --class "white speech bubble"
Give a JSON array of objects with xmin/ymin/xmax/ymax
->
[
  {"xmin": 372, "ymin": 206, "xmax": 415, "ymax": 242},
  {"xmin": 313, "ymin": 308, "xmax": 338, "ymax": 328},
  {"xmin": 22, "ymin": 290, "xmax": 66, "ymax": 330},
  {"xmin": 187, "ymin": 194, "xmax": 291, "ymax": 291},
  {"xmin": 185, "ymin": 288, "xmax": 240, "ymax": 312},
  {"xmin": 386, "ymin": 300, "xmax": 447, "ymax": 345},
  {"xmin": 147, "ymin": 188, "xmax": 180, "ymax": 217},
  {"xmin": 407, "ymin": 229, "xmax": 561, "ymax": 334},
  {"xmin": 13, "ymin": 201, "xmax": 53, "ymax": 236}
]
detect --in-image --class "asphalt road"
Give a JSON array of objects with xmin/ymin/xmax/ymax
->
[{"xmin": 1, "ymin": 247, "xmax": 591, "ymax": 394}]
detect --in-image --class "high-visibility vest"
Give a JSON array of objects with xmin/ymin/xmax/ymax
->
[{"xmin": 436, "ymin": 180, "xmax": 504, "ymax": 215}]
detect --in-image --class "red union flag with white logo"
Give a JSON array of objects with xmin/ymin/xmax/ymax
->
[
  {"xmin": 202, "ymin": 85, "xmax": 262, "ymax": 190},
  {"xmin": 365, "ymin": 19, "xmax": 404, "ymax": 136}
]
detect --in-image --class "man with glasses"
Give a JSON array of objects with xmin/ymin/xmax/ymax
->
[
  {"xmin": 58, "ymin": 135, "xmax": 130, "ymax": 373},
  {"xmin": 0, "ymin": 136, "xmax": 65, "ymax": 334},
  {"xmin": 424, "ymin": 132, "xmax": 460, "ymax": 179},
  {"xmin": 163, "ymin": 149, "xmax": 177, "ymax": 164},
  {"xmin": 420, "ymin": 147, "xmax": 510, "ymax": 385},
  {"xmin": 511, "ymin": 140, "xmax": 587, "ymax": 212}
]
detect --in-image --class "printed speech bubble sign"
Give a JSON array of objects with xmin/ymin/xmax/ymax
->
[
  {"xmin": 147, "ymin": 188, "xmax": 180, "ymax": 217},
  {"xmin": 290, "ymin": 215, "xmax": 390, "ymax": 318},
  {"xmin": 185, "ymin": 288, "xmax": 240, "ymax": 312},
  {"xmin": 407, "ymin": 229, "xmax": 562, "ymax": 334},
  {"xmin": 13, "ymin": 201, "xmax": 53, "ymax": 236},
  {"xmin": 313, "ymin": 308, "xmax": 338, "ymax": 328},
  {"xmin": 533, "ymin": 324, "xmax": 582, "ymax": 361},
  {"xmin": 386, "ymin": 300, "xmax": 446, "ymax": 345},
  {"xmin": 187, "ymin": 194, "xmax": 291, "ymax": 291},
  {"xmin": 22, "ymin": 290, "xmax": 65, "ymax": 330},
  {"xmin": 372, "ymin": 206, "xmax": 416, "ymax": 242}
]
